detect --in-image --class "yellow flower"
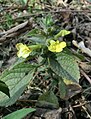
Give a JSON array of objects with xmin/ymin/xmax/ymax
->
[
  {"xmin": 48, "ymin": 40, "xmax": 66, "ymax": 52},
  {"xmin": 16, "ymin": 43, "xmax": 32, "ymax": 58}
]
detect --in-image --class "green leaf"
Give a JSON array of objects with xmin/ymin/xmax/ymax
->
[
  {"xmin": 58, "ymin": 78, "xmax": 67, "ymax": 99},
  {"xmin": 0, "ymin": 63, "xmax": 36, "ymax": 107},
  {"xmin": 28, "ymin": 35, "xmax": 46, "ymax": 44},
  {"xmin": 54, "ymin": 30, "xmax": 71, "ymax": 39},
  {"xmin": 49, "ymin": 50, "xmax": 80, "ymax": 83},
  {"xmin": 37, "ymin": 90, "xmax": 59, "ymax": 108},
  {"xmin": 0, "ymin": 80, "xmax": 10, "ymax": 97},
  {"xmin": 26, "ymin": 29, "xmax": 46, "ymax": 44},
  {"xmin": 42, "ymin": 14, "xmax": 53, "ymax": 27},
  {"xmin": 9, "ymin": 57, "xmax": 25, "ymax": 70},
  {"xmin": 26, "ymin": 29, "xmax": 39, "ymax": 37},
  {"xmin": 3, "ymin": 108, "xmax": 36, "ymax": 119}
]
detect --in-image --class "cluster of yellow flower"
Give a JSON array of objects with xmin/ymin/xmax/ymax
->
[
  {"xmin": 16, "ymin": 30, "xmax": 71, "ymax": 58},
  {"xmin": 16, "ymin": 40, "xmax": 66, "ymax": 58}
]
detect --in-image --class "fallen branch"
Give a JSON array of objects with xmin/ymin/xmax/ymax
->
[{"xmin": 0, "ymin": 18, "xmax": 33, "ymax": 43}]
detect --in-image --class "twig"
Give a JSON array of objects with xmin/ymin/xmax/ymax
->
[
  {"xmin": 82, "ymin": 106, "xmax": 91, "ymax": 119},
  {"xmin": 80, "ymin": 69, "xmax": 91, "ymax": 84},
  {"xmin": 83, "ymin": 87, "xmax": 91, "ymax": 94},
  {"xmin": 73, "ymin": 101, "xmax": 91, "ymax": 108},
  {"xmin": 17, "ymin": 99, "xmax": 37, "ymax": 103}
]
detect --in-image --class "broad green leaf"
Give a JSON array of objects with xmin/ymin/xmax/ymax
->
[
  {"xmin": 0, "ymin": 80, "xmax": 10, "ymax": 97},
  {"xmin": 54, "ymin": 30, "xmax": 71, "ymax": 39},
  {"xmin": 28, "ymin": 35, "xmax": 46, "ymax": 44},
  {"xmin": 9, "ymin": 57, "xmax": 25, "ymax": 70},
  {"xmin": 49, "ymin": 50, "xmax": 80, "ymax": 83},
  {"xmin": 26, "ymin": 29, "xmax": 46, "ymax": 44},
  {"xmin": 37, "ymin": 90, "xmax": 59, "ymax": 108},
  {"xmin": 58, "ymin": 78, "xmax": 67, "ymax": 99},
  {"xmin": 3, "ymin": 108, "xmax": 36, "ymax": 119},
  {"xmin": 0, "ymin": 63, "xmax": 36, "ymax": 107}
]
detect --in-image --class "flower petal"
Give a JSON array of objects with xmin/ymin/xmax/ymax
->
[
  {"xmin": 60, "ymin": 42, "xmax": 66, "ymax": 48},
  {"xmin": 50, "ymin": 40, "xmax": 56, "ymax": 45},
  {"xmin": 48, "ymin": 40, "xmax": 66, "ymax": 53},
  {"xmin": 16, "ymin": 43, "xmax": 32, "ymax": 58},
  {"xmin": 16, "ymin": 43, "xmax": 24, "ymax": 50}
]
